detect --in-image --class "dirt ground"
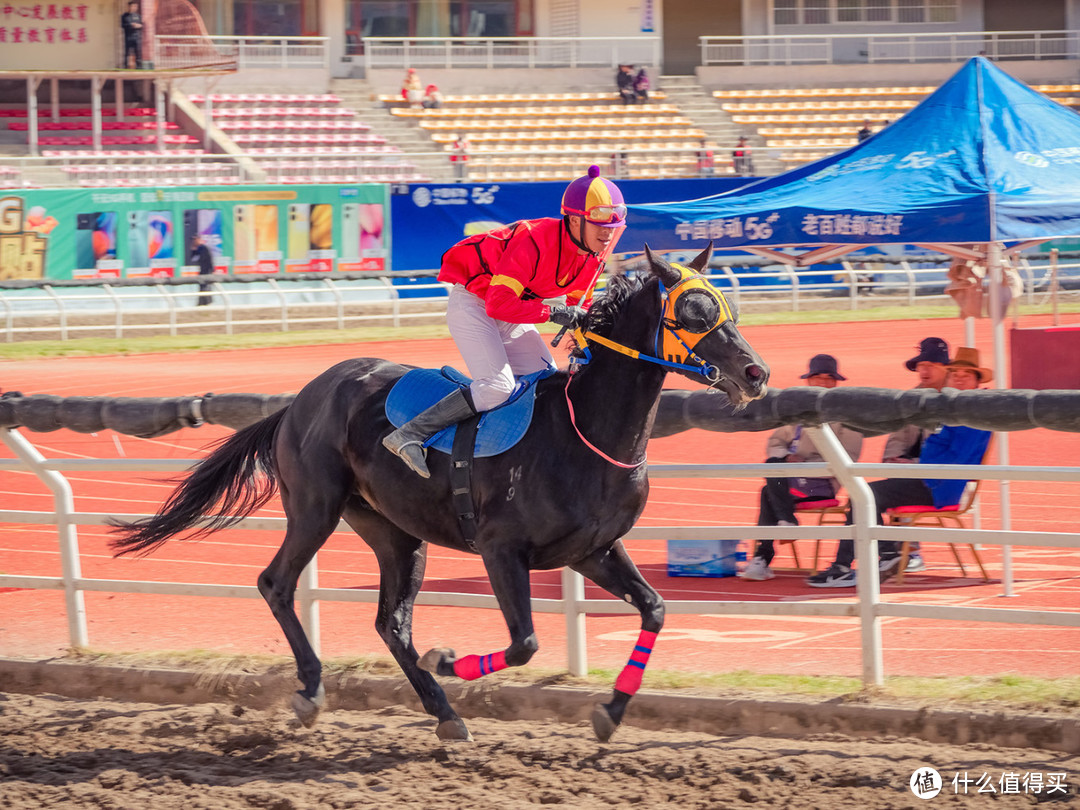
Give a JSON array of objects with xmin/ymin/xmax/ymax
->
[{"xmin": 2, "ymin": 689, "xmax": 1078, "ymax": 809}]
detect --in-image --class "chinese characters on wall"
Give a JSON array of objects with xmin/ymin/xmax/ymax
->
[{"xmin": 0, "ymin": 3, "xmax": 89, "ymax": 44}]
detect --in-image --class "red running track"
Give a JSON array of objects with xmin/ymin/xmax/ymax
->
[{"xmin": 1, "ymin": 315, "xmax": 1078, "ymax": 679}]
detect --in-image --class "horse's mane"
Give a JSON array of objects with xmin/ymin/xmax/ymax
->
[{"xmin": 569, "ymin": 273, "xmax": 652, "ymax": 361}]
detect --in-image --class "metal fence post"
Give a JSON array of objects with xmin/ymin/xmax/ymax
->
[
  {"xmin": 299, "ymin": 555, "xmax": 321, "ymax": 657},
  {"xmin": 562, "ymin": 567, "xmax": 587, "ymax": 676},
  {"xmin": 1, "ymin": 427, "xmax": 87, "ymax": 648},
  {"xmin": 806, "ymin": 425, "xmax": 883, "ymax": 686}
]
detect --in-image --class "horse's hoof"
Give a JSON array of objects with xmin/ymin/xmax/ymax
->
[
  {"xmin": 591, "ymin": 703, "xmax": 618, "ymax": 743},
  {"xmin": 291, "ymin": 683, "xmax": 325, "ymax": 728},
  {"xmin": 436, "ymin": 718, "xmax": 473, "ymax": 741},
  {"xmin": 419, "ymin": 647, "xmax": 454, "ymax": 674}
]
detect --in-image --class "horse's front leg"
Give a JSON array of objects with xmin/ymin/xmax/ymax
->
[
  {"xmin": 571, "ymin": 540, "xmax": 665, "ymax": 742},
  {"xmin": 419, "ymin": 546, "xmax": 538, "ymax": 682}
]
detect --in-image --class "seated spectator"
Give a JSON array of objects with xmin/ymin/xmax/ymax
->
[
  {"xmin": 740, "ymin": 354, "xmax": 863, "ymax": 582},
  {"xmin": 857, "ymin": 120, "xmax": 873, "ymax": 142},
  {"xmin": 616, "ymin": 64, "xmax": 636, "ymax": 105},
  {"xmin": 732, "ymin": 136, "xmax": 754, "ymax": 176},
  {"xmin": 423, "ymin": 84, "xmax": 444, "ymax": 109},
  {"xmin": 945, "ymin": 346, "xmax": 992, "ymax": 390},
  {"xmin": 806, "ymin": 346, "xmax": 992, "ymax": 589},
  {"xmin": 634, "ymin": 68, "xmax": 650, "ymax": 103},
  {"xmin": 402, "ymin": 68, "xmax": 424, "ymax": 109}
]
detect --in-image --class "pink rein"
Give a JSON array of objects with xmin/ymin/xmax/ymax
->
[{"xmin": 563, "ymin": 375, "xmax": 646, "ymax": 469}]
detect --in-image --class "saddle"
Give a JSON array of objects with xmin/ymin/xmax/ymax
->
[{"xmin": 385, "ymin": 365, "xmax": 555, "ymax": 457}]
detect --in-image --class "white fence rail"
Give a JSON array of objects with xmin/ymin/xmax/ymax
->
[
  {"xmin": 2, "ymin": 425, "xmax": 1078, "ymax": 685},
  {"xmin": 3, "ymin": 255, "xmax": 1076, "ymax": 342},
  {"xmin": 701, "ymin": 29, "xmax": 1080, "ymax": 66},
  {"xmin": 154, "ymin": 35, "xmax": 329, "ymax": 71},
  {"xmin": 361, "ymin": 36, "xmax": 661, "ymax": 71}
]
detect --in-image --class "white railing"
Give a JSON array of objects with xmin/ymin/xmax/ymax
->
[
  {"xmin": 3, "ymin": 255, "xmax": 1076, "ymax": 342},
  {"xmin": 361, "ymin": 36, "xmax": 661, "ymax": 71},
  {"xmin": 155, "ymin": 35, "xmax": 329, "ymax": 71},
  {"xmin": 701, "ymin": 29, "xmax": 1080, "ymax": 66},
  {"xmin": 2, "ymin": 424, "xmax": 1078, "ymax": 685}
]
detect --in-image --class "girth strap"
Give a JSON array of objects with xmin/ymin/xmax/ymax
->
[{"xmin": 450, "ymin": 411, "xmax": 482, "ymax": 552}]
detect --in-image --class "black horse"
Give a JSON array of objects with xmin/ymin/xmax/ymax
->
[{"xmin": 110, "ymin": 245, "xmax": 769, "ymax": 742}]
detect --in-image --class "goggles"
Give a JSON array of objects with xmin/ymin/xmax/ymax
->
[
  {"xmin": 564, "ymin": 203, "xmax": 628, "ymax": 225},
  {"xmin": 658, "ymin": 263, "xmax": 734, "ymax": 366}
]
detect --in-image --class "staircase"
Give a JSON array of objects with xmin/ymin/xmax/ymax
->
[
  {"xmin": 330, "ymin": 78, "xmax": 454, "ymax": 181},
  {"xmin": 656, "ymin": 75, "xmax": 783, "ymax": 177}
]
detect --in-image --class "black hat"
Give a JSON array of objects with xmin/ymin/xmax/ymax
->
[
  {"xmin": 905, "ymin": 337, "xmax": 950, "ymax": 371},
  {"xmin": 800, "ymin": 353, "xmax": 846, "ymax": 380}
]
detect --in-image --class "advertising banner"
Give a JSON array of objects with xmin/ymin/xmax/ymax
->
[
  {"xmin": 0, "ymin": 184, "xmax": 390, "ymax": 282},
  {"xmin": 388, "ymin": 177, "xmax": 751, "ymax": 272}
]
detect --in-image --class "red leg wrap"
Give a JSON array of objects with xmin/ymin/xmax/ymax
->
[
  {"xmin": 452, "ymin": 650, "xmax": 508, "ymax": 681},
  {"xmin": 614, "ymin": 629, "xmax": 657, "ymax": 696}
]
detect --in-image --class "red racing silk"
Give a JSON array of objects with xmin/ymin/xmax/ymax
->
[{"xmin": 438, "ymin": 217, "xmax": 606, "ymax": 324}]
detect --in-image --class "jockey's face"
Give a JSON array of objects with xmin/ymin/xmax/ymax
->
[{"xmin": 568, "ymin": 215, "xmax": 619, "ymax": 256}]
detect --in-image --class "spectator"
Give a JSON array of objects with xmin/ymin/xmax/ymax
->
[
  {"xmin": 120, "ymin": 1, "xmax": 143, "ymax": 70},
  {"xmin": 857, "ymin": 120, "xmax": 873, "ymax": 142},
  {"xmin": 402, "ymin": 68, "xmax": 424, "ymax": 109},
  {"xmin": 616, "ymin": 64, "xmax": 636, "ymax": 105},
  {"xmin": 450, "ymin": 133, "xmax": 469, "ymax": 180},
  {"xmin": 732, "ymin": 135, "xmax": 754, "ymax": 176},
  {"xmin": 946, "ymin": 346, "xmax": 992, "ymax": 390},
  {"xmin": 740, "ymin": 354, "xmax": 863, "ymax": 582},
  {"xmin": 189, "ymin": 235, "xmax": 214, "ymax": 307},
  {"xmin": 423, "ymin": 84, "xmax": 444, "ymax": 109},
  {"xmin": 807, "ymin": 344, "xmax": 992, "ymax": 589},
  {"xmin": 634, "ymin": 67, "xmax": 650, "ymax": 103},
  {"xmin": 696, "ymin": 139, "xmax": 715, "ymax": 177}
]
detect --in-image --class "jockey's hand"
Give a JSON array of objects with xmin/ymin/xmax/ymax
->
[{"xmin": 548, "ymin": 304, "xmax": 586, "ymax": 330}]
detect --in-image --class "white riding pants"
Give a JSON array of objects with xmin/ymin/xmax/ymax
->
[{"xmin": 446, "ymin": 284, "xmax": 555, "ymax": 412}]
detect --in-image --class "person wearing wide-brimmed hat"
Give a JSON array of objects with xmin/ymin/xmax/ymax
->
[
  {"xmin": 740, "ymin": 354, "xmax": 863, "ymax": 582},
  {"xmin": 946, "ymin": 346, "xmax": 993, "ymax": 388}
]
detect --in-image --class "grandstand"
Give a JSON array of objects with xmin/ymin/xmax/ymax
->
[{"xmin": 714, "ymin": 82, "xmax": 1080, "ymax": 168}]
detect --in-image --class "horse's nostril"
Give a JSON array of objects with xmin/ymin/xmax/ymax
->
[{"xmin": 746, "ymin": 364, "xmax": 764, "ymax": 380}]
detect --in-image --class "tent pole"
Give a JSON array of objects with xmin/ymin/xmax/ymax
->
[
  {"xmin": 987, "ymin": 242, "xmax": 1015, "ymax": 597},
  {"xmin": 963, "ymin": 315, "xmax": 975, "ymax": 347}
]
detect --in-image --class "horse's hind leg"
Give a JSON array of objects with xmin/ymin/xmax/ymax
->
[
  {"xmin": 342, "ymin": 504, "xmax": 471, "ymax": 741},
  {"xmin": 571, "ymin": 541, "xmax": 665, "ymax": 743},
  {"xmin": 258, "ymin": 477, "xmax": 347, "ymax": 728}
]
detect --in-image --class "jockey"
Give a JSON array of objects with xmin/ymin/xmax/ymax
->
[{"xmin": 384, "ymin": 164, "xmax": 627, "ymax": 477}]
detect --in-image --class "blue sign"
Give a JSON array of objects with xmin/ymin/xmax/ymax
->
[{"xmin": 389, "ymin": 177, "xmax": 752, "ymax": 272}]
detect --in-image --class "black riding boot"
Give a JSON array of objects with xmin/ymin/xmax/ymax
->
[{"xmin": 382, "ymin": 388, "xmax": 476, "ymax": 478}]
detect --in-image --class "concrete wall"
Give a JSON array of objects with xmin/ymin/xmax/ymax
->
[{"xmin": 698, "ymin": 58, "xmax": 1080, "ymax": 89}]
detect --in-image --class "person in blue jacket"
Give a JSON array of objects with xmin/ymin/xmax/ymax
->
[{"xmin": 807, "ymin": 347, "xmax": 993, "ymax": 588}]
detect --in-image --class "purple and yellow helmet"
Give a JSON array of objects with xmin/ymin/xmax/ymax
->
[{"xmin": 560, "ymin": 165, "xmax": 626, "ymax": 228}]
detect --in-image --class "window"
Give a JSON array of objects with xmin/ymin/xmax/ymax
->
[
  {"xmin": 345, "ymin": 0, "xmax": 532, "ymax": 39},
  {"xmin": 773, "ymin": 0, "xmax": 957, "ymax": 26}
]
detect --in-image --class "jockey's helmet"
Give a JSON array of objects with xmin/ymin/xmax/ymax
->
[{"xmin": 561, "ymin": 165, "xmax": 626, "ymax": 228}]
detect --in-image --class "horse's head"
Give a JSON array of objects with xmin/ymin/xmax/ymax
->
[{"xmin": 645, "ymin": 243, "xmax": 770, "ymax": 406}]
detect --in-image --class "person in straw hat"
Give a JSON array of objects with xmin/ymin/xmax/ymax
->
[{"xmin": 946, "ymin": 346, "xmax": 993, "ymax": 390}]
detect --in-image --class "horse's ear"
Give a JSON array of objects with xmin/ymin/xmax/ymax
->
[
  {"xmin": 687, "ymin": 242, "xmax": 714, "ymax": 273},
  {"xmin": 643, "ymin": 243, "xmax": 682, "ymax": 287}
]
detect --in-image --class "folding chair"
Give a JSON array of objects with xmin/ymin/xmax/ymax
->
[{"xmin": 885, "ymin": 438, "xmax": 993, "ymax": 584}]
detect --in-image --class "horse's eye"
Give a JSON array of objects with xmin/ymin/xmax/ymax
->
[{"xmin": 674, "ymin": 290, "xmax": 721, "ymax": 333}]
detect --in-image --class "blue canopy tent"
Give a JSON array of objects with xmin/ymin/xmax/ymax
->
[
  {"xmin": 626, "ymin": 56, "xmax": 1080, "ymax": 261},
  {"xmin": 625, "ymin": 57, "xmax": 1080, "ymax": 593}
]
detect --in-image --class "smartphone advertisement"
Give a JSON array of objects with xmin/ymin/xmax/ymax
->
[{"xmin": 0, "ymin": 184, "xmax": 389, "ymax": 281}]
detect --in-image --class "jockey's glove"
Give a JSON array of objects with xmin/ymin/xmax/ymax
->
[{"xmin": 548, "ymin": 304, "xmax": 586, "ymax": 330}]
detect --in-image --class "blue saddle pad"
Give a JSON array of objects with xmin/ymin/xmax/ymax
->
[{"xmin": 385, "ymin": 365, "xmax": 555, "ymax": 458}]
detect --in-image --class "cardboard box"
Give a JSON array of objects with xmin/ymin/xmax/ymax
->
[{"xmin": 666, "ymin": 539, "xmax": 745, "ymax": 578}]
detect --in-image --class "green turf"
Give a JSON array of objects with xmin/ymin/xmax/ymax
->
[
  {"xmin": 4, "ymin": 300, "xmax": 1078, "ymax": 361},
  {"xmin": 65, "ymin": 649, "xmax": 1080, "ymax": 713}
]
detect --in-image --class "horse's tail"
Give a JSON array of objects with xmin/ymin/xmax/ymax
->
[{"xmin": 109, "ymin": 407, "xmax": 288, "ymax": 557}]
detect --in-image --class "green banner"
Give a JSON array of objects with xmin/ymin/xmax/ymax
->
[{"xmin": 0, "ymin": 184, "xmax": 390, "ymax": 282}]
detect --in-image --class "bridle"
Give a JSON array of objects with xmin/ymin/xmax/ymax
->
[{"xmin": 564, "ymin": 264, "xmax": 736, "ymax": 467}]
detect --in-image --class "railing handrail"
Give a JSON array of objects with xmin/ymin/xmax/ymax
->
[
  {"xmin": 701, "ymin": 28, "xmax": 1079, "ymax": 43},
  {"xmin": 2, "ymin": 425, "xmax": 1078, "ymax": 686}
]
